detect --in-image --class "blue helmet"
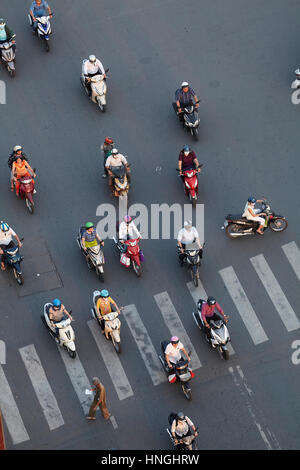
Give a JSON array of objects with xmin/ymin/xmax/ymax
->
[
  {"xmin": 183, "ymin": 145, "xmax": 190, "ymax": 152},
  {"xmin": 0, "ymin": 222, "xmax": 9, "ymax": 232},
  {"xmin": 52, "ymin": 298, "xmax": 61, "ymax": 308},
  {"xmin": 100, "ymin": 289, "xmax": 109, "ymax": 298},
  {"xmin": 248, "ymin": 196, "xmax": 256, "ymax": 204}
]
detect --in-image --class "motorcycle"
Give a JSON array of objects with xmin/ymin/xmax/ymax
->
[
  {"xmin": 177, "ymin": 165, "xmax": 203, "ymax": 207},
  {"xmin": 179, "ymin": 242, "xmax": 203, "ymax": 287},
  {"xmin": 113, "ymin": 236, "xmax": 143, "ymax": 277},
  {"xmin": 109, "ymin": 164, "xmax": 130, "ymax": 198},
  {"xmin": 222, "ymin": 199, "xmax": 288, "ymax": 239},
  {"xmin": 91, "ymin": 290, "xmax": 122, "ymax": 353},
  {"xmin": 76, "ymin": 226, "xmax": 105, "ymax": 280},
  {"xmin": 174, "ymin": 101, "xmax": 200, "ymax": 140},
  {"xmin": 166, "ymin": 413, "xmax": 198, "ymax": 450},
  {"xmin": 0, "ymin": 35, "xmax": 16, "ymax": 77},
  {"xmin": 42, "ymin": 303, "xmax": 76, "ymax": 358},
  {"xmin": 1, "ymin": 241, "xmax": 24, "ymax": 285},
  {"xmin": 159, "ymin": 341, "xmax": 194, "ymax": 400},
  {"xmin": 18, "ymin": 170, "xmax": 36, "ymax": 214},
  {"xmin": 28, "ymin": 14, "xmax": 52, "ymax": 52},
  {"xmin": 81, "ymin": 63, "xmax": 109, "ymax": 112},
  {"xmin": 192, "ymin": 299, "xmax": 231, "ymax": 360}
]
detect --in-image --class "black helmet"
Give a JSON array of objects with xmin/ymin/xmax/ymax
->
[
  {"xmin": 207, "ymin": 296, "xmax": 216, "ymax": 306},
  {"xmin": 177, "ymin": 411, "xmax": 185, "ymax": 421}
]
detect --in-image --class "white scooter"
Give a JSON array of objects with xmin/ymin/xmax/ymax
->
[
  {"xmin": 42, "ymin": 303, "xmax": 76, "ymax": 358},
  {"xmin": 0, "ymin": 35, "xmax": 16, "ymax": 77},
  {"xmin": 91, "ymin": 291, "xmax": 121, "ymax": 353},
  {"xmin": 28, "ymin": 14, "xmax": 52, "ymax": 52},
  {"xmin": 76, "ymin": 226, "xmax": 105, "ymax": 280},
  {"xmin": 81, "ymin": 61, "xmax": 109, "ymax": 112}
]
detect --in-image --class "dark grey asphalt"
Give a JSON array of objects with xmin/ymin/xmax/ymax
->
[{"xmin": 0, "ymin": 0, "xmax": 300, "ymax": 450}]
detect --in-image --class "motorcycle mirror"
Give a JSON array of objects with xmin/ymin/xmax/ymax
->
[
  {"xmin": 20, "ymin": 237, "xmax": 24, "ymax": 242},
  {"xmin": 105, "ymin": 68, "xmax": 109, "ymax": 73},
  {"xmin": 11, "ymin": 34, "xmax": 16, "ymax": 39},
  {"xmin": 69, "ymin": 310, "xmax": 73, "ymax": 314}
]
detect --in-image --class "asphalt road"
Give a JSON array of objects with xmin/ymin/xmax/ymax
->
[{"xmin": 0, "ymin": 0, "xmax": 300, "ymax": 450}]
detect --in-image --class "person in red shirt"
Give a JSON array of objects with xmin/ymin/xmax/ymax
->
[{"xmin": 201, "ymin": 297, "xmax": 228, "ymax": 341}]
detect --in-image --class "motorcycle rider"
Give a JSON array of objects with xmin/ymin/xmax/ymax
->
[
  {"xmin": 291, "ymin": 68, "xmax": 300, "ymax": 89},
  {"xmin": 174, "ymin": 82, "xmax": 200, "ymax": 123},
  {"xmin": 0, "ymin": 222, "xmax": 22, "ymax": 271},
  {"xmin": 0, "ymin": 18, "xmax": 16, "ymax": 55},
  {"xmin": 118, "ymin": 215, "xmax": 141, "ymax": 242},
  {"xmin": 83, "ymin": 54, "xmax": 106, "ymax": 97},
  {"xmin": 242, "ymin": 196, "xmax": 266, "ymax": 235},
  {"xmin": 170, "ymin": 412, "xmax": 198, "ymax": 446},
  {"xmin": 8, "ymin": 146, "xmax": 29, "ymax": 187},
  {"xmin": 100, "ymin": 137, "xmax": 114, "ymax": 178},
  {"xmin": 29, "ymin": 0, "xmax": 52, "ymax": 33},
  {"xmin": 81, "ymin": 222, "xmax": 104, "ymax": 253},
  {"xmin": 177, "ymin": 220, "xmax": 202, "ymax": 266},
  {"xmin": 105, "ymin": 148, "xmax": 131, "ymax": 193},
  {"xmin": 48, "ymin": 298, "xmax": 73, "ymax": 340},
  {"xmin": 201, "ymin": 296, "xmax": 228, "ymax": 342},
  {"xmin": 178, "ymin": 145, "xmax": 201, "ymax": 182},
  {"xmin": 12, "ymin": 157, "xmax": 36, "ymax": 196},
  {"xmin": 165, "ymin": 336, "xmax": 190, "ymax": 371},
  {"xmin": 96, "ymin": 289, "xmax": 120, "ymax": 334}
]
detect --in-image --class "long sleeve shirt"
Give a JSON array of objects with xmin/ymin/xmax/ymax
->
[{"xmin": 201, "ymin": 302, "xmax": 224, "ymax": 323}]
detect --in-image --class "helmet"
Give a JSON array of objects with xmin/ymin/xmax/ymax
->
[
  {"xmin": 248, "ymin": 196, "xmax": 256, "ymax": 204},
  {"xmin": 85, "ymin": 222, "xmax": 94, "ymax": 229},
  {"xmin": 177, "ymin": 412, "xmax": 185, "ymax": 421},
  {"xmin": 100, "ymin": 289, "xmax": 109, "ymax": 298},
  {"xmin": 295, "ymin": 68, "xmax": 300, "ymax": 75},
  {"xmin": 111, "ymin": 148, "xmax": 119, "ymax": 156},
  {"xmin": 0, "ymin": 19, "xmax": 6, "ymax": 28},
  {"xmin": 0, "ymin": 222, "xmax": 9, "ymax": 232},
  {"xmin": 13, "ymin": 145, "xmax": 22, "ymax": 153},
  {"xmin": 104, "ymin": 137, "xmax": 113, "ymax": 144},
  {"xmin": 184, "ymin": 220, "xmax": 192, "ymax": 229},
  {"xmin": 170, "ymin": 336, "xmax": 179, "ymax": 344},
  {"xmin": 207, "ymin": 296, "xmax": 216, "ymax": 306},
  {"xmin": 183, "ymin": 145, "xmax": 190, "ymax": 152},
  {"xmin": 89, "ymin": 55, "xmax": 96, "ymax": 63},
  {"xmin": 181, "ymin": 81, "xmax": 189, "ymax": 88},
  {"xmin": 124, "ymin": 215, "xmax": 132, "ymax": 223},
  {"xmin": 52, "ymin": 298, "xmax": 61, "ymax": 308}
]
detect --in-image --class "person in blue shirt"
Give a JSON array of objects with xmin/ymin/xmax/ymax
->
[
  {"xmin": 0, "ymin": 18, "xmax": 16, "ymax": 54},
  {"xmin": 173, "ymin": 82, "xmax": 200, "ymax": 123},
  {"xmin": 29, "ymin": 0, "xmax": 52, "ymax": 32}
]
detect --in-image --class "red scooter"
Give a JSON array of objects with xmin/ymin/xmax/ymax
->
[
  {"xmin": 177, "ymin": 165, "xmax": 202, "ymax": 207},
  {"xmin": 19, "ymin": 173, "xmax": 35, "ymax": 214},
  {"xmin": 113, "ymin": 237, "xmax": 144, "ymax": 277}
]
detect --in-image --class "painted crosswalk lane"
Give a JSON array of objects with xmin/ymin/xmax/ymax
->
[{"xmin": 282, "ymin": 241, "xmax": 300, "ymax": 283}]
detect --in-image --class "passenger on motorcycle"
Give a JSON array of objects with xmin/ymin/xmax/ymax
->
[
  {"xmin": 242, "ymin": 196, "xmax": 266, "ymax": 235},
  {"xmin": 177, "ymin": 221, "xmax": 202, "ymax": 266},
  {"xmin": 101, "ymin": 137, "xmax": 114, "ymax": 178},
  {"xmin": 165, "ymin": 336, "xmax": 190, "ymax": 371},
  {"xmin": 201, "ymin": 297, "xmax": 228, "ymax": 341},
  {"xmin": 29, "ymin": 1, "xmax": 52, "ymax": 32},
  {"xmin": 81, "ymin": 222, "xmax": 104, "ymax": 252},
  {"xmin": 48, "ymin": 298, "xmax": 72, "ymax": 339},
  {"xmin": 83, "ymin": 54, "xmax": 106, "ymax": 96},
  {"xmin": 12, "ymin": 157, "xmax": 36, "ymax": 196},
  {"xmin": 0, "ymin": 18, "xmax": 16, "ymax": 53},
  {"xmin": 170, "ymin": 412, "xmax": 198, "ymax": 445},
  {"xmin": 174, "ymin": 82, "xmax": 200, "ymax": 122},
  {"xmin": 0, "ymin": 222, "xmax": 22, "ymax": 271},
  {"xmin": 118, "ymin": 215, "xmax": 141, "ymax": 242},
  {"xmin": 8, "ymin": 146, "xmax": 29, "ymax": 187},
  {"xmin": 105, "ymin": 148, "xmax": 131, "ymax": 192},
  {"xmin": 96, "ymin": 289, "xmax": 120, "ymax": 333}
]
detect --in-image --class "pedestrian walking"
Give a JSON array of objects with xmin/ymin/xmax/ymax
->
[{"xmin": 87, "ymin": 377, "xmax": 110, "ymax": 421}]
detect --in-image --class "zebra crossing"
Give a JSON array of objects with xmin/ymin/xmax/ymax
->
[{"xmin": 1, "ymin": 240, "xmax": 300, "ymax": 446}]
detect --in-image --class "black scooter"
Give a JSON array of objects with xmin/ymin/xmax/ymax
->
[
  {"xmin": 2, "ymin": 240, "xmax": 24, "ymax": 285},
  {"xmin": 179, "ymin": 242, "xmax": 204, "ymax": 287}
]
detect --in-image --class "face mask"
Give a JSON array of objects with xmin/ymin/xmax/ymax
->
[{"xmin": 184, "ymin": 151, "xmax": 189, "ymax": 156}]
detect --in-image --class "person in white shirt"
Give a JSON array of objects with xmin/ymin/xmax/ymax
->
[
  {"xmin": 83, "ymin": 55, "xmax": 106, "ymax": 96},
  {"xmin": 164, "ymin": 336, "xmax": 190, "ymax": 370},
  {"xmin": 118, "ymin": 215, "xmax": 141, "ymax": 241},
  {"xmin": 0, "ymin": 222, "xmax": 22, "ymax": 270},
  {"xmin": 170, "ymin": 412, "xmax": 198, "ymax": 446},
  {"xmin": 177, "ymin": 220, "xmax": 202, "ymax": 265},
  {"xmin": 242, "ymin": 196, "xmax": 266, "ymax": 235},
  {"xmin": 105, "ymin": 148, "xmax": 131, "ymax": 193},
  {"xmin": 291, "ymin": 68, "xmax": 300, "ymax": 89}
]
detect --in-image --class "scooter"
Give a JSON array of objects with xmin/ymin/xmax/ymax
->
[
  {"xmin": 177, "ymin": 165, "xmax": 203, "ymax": 207},
  {"xmin": 159, "ymin": 341, "xmax": 194, "ymax": 400},
  {"xmin": 28, "ymin": 14, "xmax": 53, "ymax": 52},
  {"xmin": 179, "ymin": 242, "xmax": 203, "ymax": 287},
  {"xmin": 2, "ymin": 241, "xmax": 24, "ymax": 285},
  {"xmin": 113, "ymin": 237, "xmax": 143, "ymax": 277},
  {"xmin": 76, "ymin": 226, "xmax": 105, "ymax": 280},
  {"xmin": 42, "ymin": 303, "xmax": 76, "ymax": 358},
  {"xmin": 81, "ymin": 62, "xmax": 109, "ymax": 112},
  {"xmin": 174, "ymin": 101, "xmax": 200, "ymax": 140},
  {"xmin": 91, "ymin": 290, "xmax": 122, "ymax": 353},
  {"xmin": 166, "ymin": 413, "xmax": 198, "ymax": 450},
  {"xmin": 110, "ymin": 165, "xmax": 130, "ymax": 198},
  {"xmin": 18, "ymin": 171, "xmax": 36, "ymax": 214},
  {"xmin": 192, "ymin": 299, "xmax": 231, "ymax": 360},
  {"xmin": 222, "ymin": 199, "xmax": 288, "ymax": 239},
  {"xmin": 0, "ymin": 35, "xmax": 16, "ymax": 77}
]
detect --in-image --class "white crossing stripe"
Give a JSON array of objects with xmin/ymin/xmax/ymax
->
[
  {"xmin": 250, "ymin": 254, "xmax": 300, "ymax": 332},
  {"xmin": 282, "ymin": 241, "xmax": 300, "ymax": 282},
  {"xmin": 154, "ymin": 291, "xmax": 202, "ymax": 369},
  {"xmin": 87, "ymin": 320, "xmax": 134, "ymax": 401},
  {"xmin": 0, "ymin": 365, "xmax": 29, "ymax": 445},
  {"xmin": 123, "ymin": 305, "xmax": 166, "ymax": 386},
  {"xmin": 19, "ymin": 344, "xmax": 64, "ymax": 431},
  {"xmin": 219, "ymin": 266, "xmax": 268, "ymax": 345},
  {"xmin": 58, "ymin": 349, "xmax": 91, "ymax": 415},
  {"xmin": 187, "ymin": 281, "xmax": 235, "ymax": 355}
]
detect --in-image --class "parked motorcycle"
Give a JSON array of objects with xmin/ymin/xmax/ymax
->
[
  {"xmin": 0, "ymin": 35, "xmax": 16, "ymax": 77},
  {"xmin": 193, "ymin": 299, "xmax": 231, "ymax": 360},
  {"xmin": 174, "ymin": 101, "xmax": 200, "ymax": 140},
  {"xmin": 113, "ymin": 236, "xmax": 143, "ymax": 277},
  {"xmin": 1, "ymin": 241, "xmax": 24, "ymax": 285},
  {"xmin": 179, "ymin": 242, "xmax": 203, "ymax": 287},
  {"xmin": 159, "ymin": 341, "xmax": 194, "ymax": 400},
  {"xmin": 28, "ymin": 15, "xmax": 52, "ymax": 52},
  {"xmin": 76, "ymin": 226, "xmax": 105, "ymax": 280},
  {"xmin": 177, "ymin": 165, "xmax": 203, "ymax": 207},
  {"xmin": 42, "ymin": 303, "xmax": 76, "ymax": 358},
  {"xmin": 109, "ymin": 164, "xmax": 130, "ymax": 198},
  {"xmin": 222, "ymin": 199, "xmax": 288, "ymax": 239},
  {"xmin": 166, "ymin": 413, "xmax": 198, "ymax": 450},
  {"xmin": 91, "ymin": 290, "xmax": 121, "ymax": 353},
  {"xmin": 81, "ymin": 62, "xmax": 109, "ymax": 112}
]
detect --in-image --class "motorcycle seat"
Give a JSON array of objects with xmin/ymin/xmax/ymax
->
[{"xmin": 227, "ymin": 214, "xmax": 246, "ymax": 220}]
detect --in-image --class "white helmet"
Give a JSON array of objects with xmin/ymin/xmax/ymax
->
[
  {"xmin": 89, "ymin": 55, "xmax": 96, "ymax": 63},
  {"xmin": 13, "ymin": 145, "xmax": 22, "ymax": 152},
  {"xmin": 181, "ymin": 81, "xmax": 189, "ymax": 88},
  {"xmin": 295, "ymin": 68, "xmax": 300, "ymax": 75},
  {"xmin": 112, "ymin": 148, "xmax": 119, "ymax": 157},
  {"xmin": 184, "ymin": 220, "xmax": 192, "ymax": 229}
]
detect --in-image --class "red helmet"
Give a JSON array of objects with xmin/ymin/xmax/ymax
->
[{"xmin": 105, "ymin": 137, "xmax": 113, "ymax": 144}]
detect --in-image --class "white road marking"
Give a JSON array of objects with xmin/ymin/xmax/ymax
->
[
  {"xmin": 154, "ymin": 291, "xmax": 202, "ymax": 369},
  {"xmin": 250, "ymin": 254, "xmax": 300, "ymax": 332},
  {"xmin": 282, "ymin": 241, "xmax": 300, "ymax": 282},
  {"xmin": 87, "ymin": 320, "xmax": 134, "ymax": 401},
  {"xmin": 19, "ymin": 344, "xmax": 64, "ymax": 431},
  {"xmin": 123, "ymin": 304, "xmax": 166, "ymax": 386},
  {"xmin": 219, "ymin": 266, "xmax": 268, "ymax": 345},
  {"xmin": 0, "ymin": 365, "xmax": 29, "ymax": 445},
  {"xmin": 229, "ymin": 365, "xmax": 281, "ymax": 450},
  {"xmin": 187, "ymin": 281, "xmax": 235, "ymax": 355},
  {"xmin": 110, "ymin": 415, "xmax": 118, "ymax": 429}
]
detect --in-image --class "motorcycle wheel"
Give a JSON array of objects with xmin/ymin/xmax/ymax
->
[
  {"xmin": 26, "ymin": 198, "xmax": 34, "ymax": 214},
  {"xmin": 192, "ymin": 128, "xmax": 199, "ymax": 141},
  {"xmin": 96, "ymin": 266, "xmax": 104, "ymax": 282},
  {"xmin": 222, "ymin": 347, "xmax": 230, "ymax": 360},
  {"xmin": 68, "ymin": 349, "xmax": 77, "ymax": 359},
  {"xmin": 111, "ymin": 335, "xmax": 121, "ymax": 354},
  {"xmin": 8, "ymin": 65, "xmax": 15, "ymax": 78},
  {"xmin": 14, "ymin": 268, "xmax": 24, "ymax": 285},
  {"xmin": 182, "ymin": 383, "xmax": 192, "ymax": 401},
  {"xmin": 269, "ymin": 218, "xmax": 288, "ymax": 232},
  {"xmin": 225, "ymin": 223, "xmax": 242, "ymax": 239},
  {"xmin": 133, "ymin": 261, "xmax": 142, "ymax": 277},
  {"xmin": 44, "ymin": 39, "xmax": 50, "ymax": 52}
]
